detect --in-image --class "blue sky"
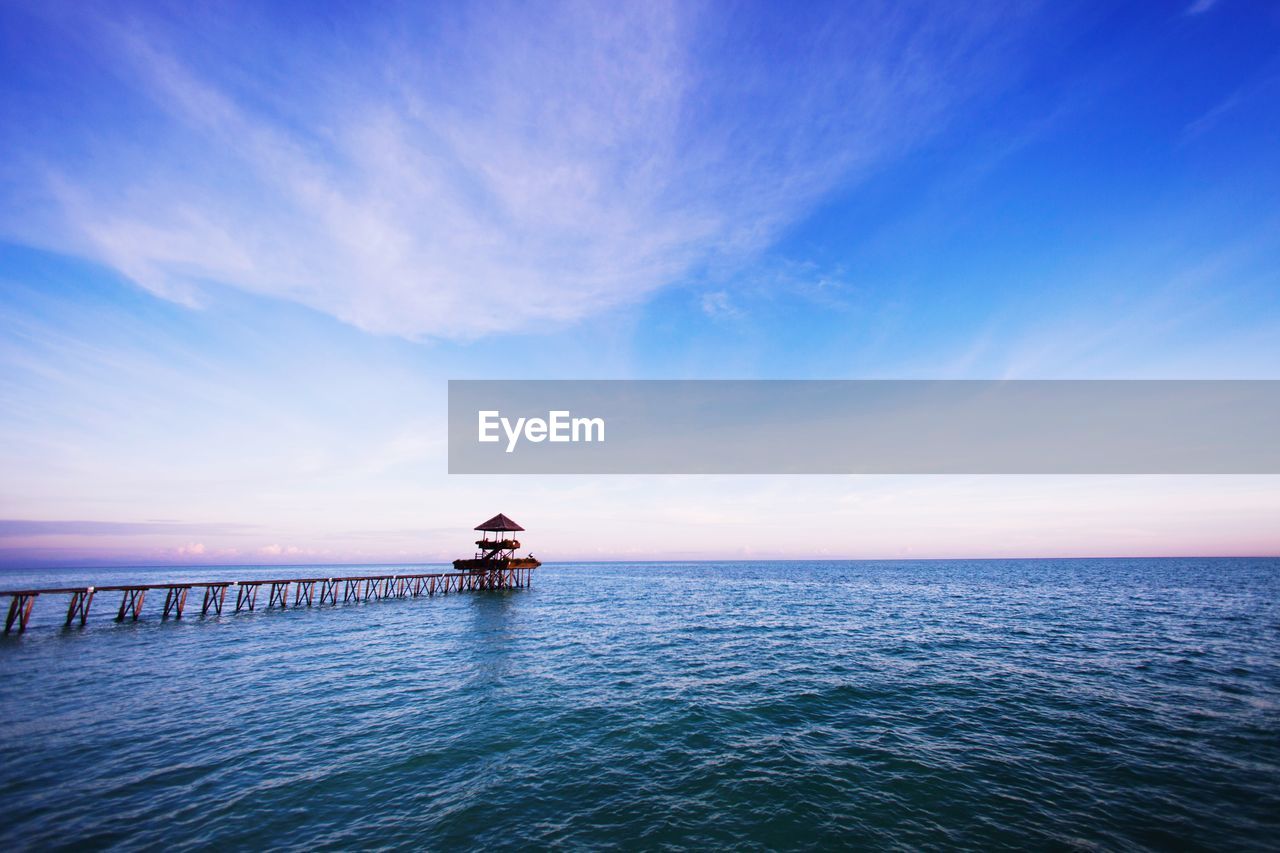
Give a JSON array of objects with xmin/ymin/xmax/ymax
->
[{"xmin": 1, "ymin": 0, "xmax": 1278, "ymax": 565}]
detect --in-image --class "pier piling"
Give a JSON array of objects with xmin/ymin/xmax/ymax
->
[
  {"xmin": 161, "ymin": 586, "xmax": 190, "ymax": 619},
  {"xmin": 65, "ymin": 588, "xmax": 94, "ymax": 627},
  {"xmin": 267, "ymin": 581, "xmax": 290, "ymax": 609},
  {"xmin": 235, "ymin": 583, "xmax": 260, "ymax": 613},
  {"xmin": 201, "ymin": 584, "xmax": 229, "ymax": 616},
  {"xmin": 294, "ymin": 580, "xmax": 316, "ymax": 607},
  {"xmin": 5, "ymin": 593, "xmax": 37, "ymax": 633},
  {"xmin": 116, "ymin": 588, "xmax": 146, "ymax": 622},
  {"xmin": 343, "ymin": 579, "xmax": 361, "ymax": 604}
]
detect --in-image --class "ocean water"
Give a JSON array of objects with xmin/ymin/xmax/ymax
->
[{"xmin": 0, "ymin": 559, "xmax": 1277, "ymax": 850}]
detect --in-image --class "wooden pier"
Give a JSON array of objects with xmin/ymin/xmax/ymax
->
[{"xmin": 1, "ymin": 567, "xmax": 535, "ymax": 634}]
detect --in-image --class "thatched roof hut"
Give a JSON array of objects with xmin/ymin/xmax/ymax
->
[{"xmin": 475, "ymin": 513, "xmax": 525, "ymax": 532}]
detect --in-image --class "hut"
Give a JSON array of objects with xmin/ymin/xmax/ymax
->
[{"xmin": 453, "ymin": 513, "xmax": 542, "ymax": 572}]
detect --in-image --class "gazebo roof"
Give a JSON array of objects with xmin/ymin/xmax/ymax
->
[{"xmin": 475, "ymin": 513, "xmax": 525, "ymax": 532}]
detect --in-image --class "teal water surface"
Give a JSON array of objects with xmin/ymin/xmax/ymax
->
[{"xmin": 0, "ymin": 559, "xmax": 1277, "ymax": 850}]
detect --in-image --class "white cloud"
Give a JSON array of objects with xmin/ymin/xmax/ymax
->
[
  {"xmin": 700, "ymin": 290, "xmax": 740, "ymax": 320},
  {"xmin": 1185, "ymin": 0, "xmax": 1219, "ymax": 15},
  {"xmin": 260, "ymin": 543, "xmax": 307, "ymax": 557},
  {"xmin": 6, "ymin": 3, "xmax": 1033, "ymax": 340}
]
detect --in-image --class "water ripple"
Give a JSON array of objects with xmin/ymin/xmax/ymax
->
[{"xmin": 0, "ymin": 558, "xmax": 1277, "ymax": 850}]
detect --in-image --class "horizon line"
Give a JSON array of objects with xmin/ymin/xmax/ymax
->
[{"xmin": 1, "ymin": 553, "xmax": 1277, "ymax": 574}]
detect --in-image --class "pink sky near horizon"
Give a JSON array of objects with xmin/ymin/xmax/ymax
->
[{"xmin": 3, "ymin": 475, "xmax": 1277, "ymax": 568}]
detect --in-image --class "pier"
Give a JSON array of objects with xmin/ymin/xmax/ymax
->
[
  {"xmin": 2, "ymin": 567, "xmax": 535, "ymax": 634},
  {"xmin": 3, "ymin": 513, "xmax": 542, "ymax": 635}
]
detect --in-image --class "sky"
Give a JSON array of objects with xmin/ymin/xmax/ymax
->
[{"xmin": 1, "ymin": 0, "xmax": 1278, "ymax": 567}]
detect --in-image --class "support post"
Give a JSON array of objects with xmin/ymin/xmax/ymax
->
[
  {"xmin": 294, "ymin": 580, "xmax": 315, "ymax": 607},
  {"xmin": 320, "ymin": 578, "xmax": 339, "ymax": 605},
  {"xmin": 5, "ymin": 593, "xmax": 37, "ymax": 634},
  {"xmin": 236, "ymin": 583, "xmax": 260, "ymax": 612},
  {"xmin": 65, "ymin": 588, "xmax": 95, "ymax": 627},
  {"xmin": 201, "ymin": 585, "xmax": 227, "ymax": 616},
  {"xmin": 162, "ymin": 586, "xmax": 189, "ymax": 619},
  {"xmin": 268, "ymin": 581, "xmax": 289, "ymax": 609},
  {"xmin": 116, "ymin": 588, "xmax": 146, "ymax": 622}
]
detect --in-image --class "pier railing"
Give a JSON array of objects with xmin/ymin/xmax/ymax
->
[{"xmin": 1, "ymin": 567, "xmax": 535, "ymax": 634}]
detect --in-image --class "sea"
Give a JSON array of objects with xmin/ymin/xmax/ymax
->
[{"xmin": 0, "ymin": 559, "xmax": 1276, "ymax": 851}]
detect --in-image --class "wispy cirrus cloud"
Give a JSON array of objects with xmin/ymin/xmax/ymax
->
[
  {"xmin": 2, "ymin": 1, "xmax": 1037, "ymax": 340},
  {"xmin": 1184, "ymin": 0, "xmax": 1220, "ymax": 15}
]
